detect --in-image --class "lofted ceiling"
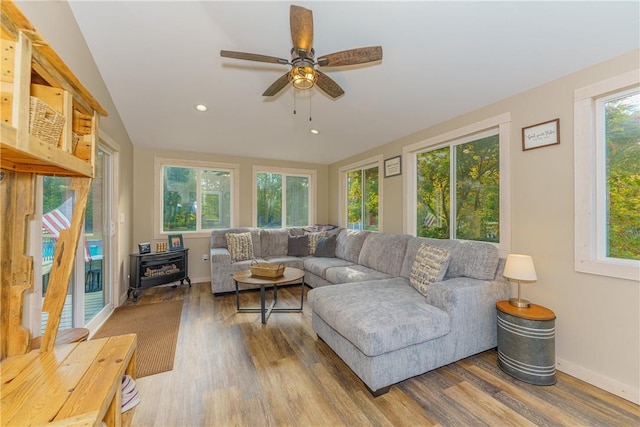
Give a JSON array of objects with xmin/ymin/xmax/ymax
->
[{"xmin": 64, "ymin": 1, "xmax": 639, "ymax": 164}]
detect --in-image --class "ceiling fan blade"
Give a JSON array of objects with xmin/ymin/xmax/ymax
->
[
  {"xmin": 220, "ymin": 50, "xmax": 289, "ymax": 65},
  {"xmin": 290, "ymin": 5, "xmax": 313, "ymax": 52},
  {"xmin": 263, "ymin": 72, "xmax": 291, "ymax": 96},
  {"xmin": 317, "ymin": 46, "xmax": 383, "ymax": 67},
  {"xmin": 315, "ymin": 71, "xmax": 345, "ymax": 99}
]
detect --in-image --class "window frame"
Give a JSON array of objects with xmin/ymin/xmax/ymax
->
[
  {"xmin": 251, "ymin": 166, "xmax": 316, "ymax": 228},
  {"xmin": 339, "ymin": 155, "xmax": 384, "ymax": 232},
  {"xmin": 404, "ymin": 113, "xmax": 511, "ymax": 255},
  {"xmin": 574, "ymin": 70, "xmax": 640, "ymax": 281},
  {"xmin": 154, "ymin": 157, "xmax": 239, "ymax": 238}
]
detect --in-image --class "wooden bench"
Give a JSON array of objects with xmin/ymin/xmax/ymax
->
[
  {"xmin": 29, "ymin": 327, "xmax": 90, "ymax": 351},
  {"xmin": 1, "ymin": 334, "xmax": 137, "ymax": 426}
]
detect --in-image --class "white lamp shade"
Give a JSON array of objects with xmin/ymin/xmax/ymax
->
[{"xmin": 503, "ymin": 254, "xmax": 537, "ymax": 281}]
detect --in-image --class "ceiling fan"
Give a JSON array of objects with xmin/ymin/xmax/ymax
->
[{"xmin": 220, "ymin": 5, "xmax": 382, "ymax": 99}]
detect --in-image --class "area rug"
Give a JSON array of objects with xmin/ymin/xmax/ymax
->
[{"xmin": 92, "ymin": 300, "xmax": 183, "ymax": 378}]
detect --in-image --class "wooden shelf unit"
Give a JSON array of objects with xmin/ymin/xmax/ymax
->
[
  {"xmin": 1, "ymin": 0, "xmax": 107, "ymax": 177},
  {"xmin": 0, "ymin": 2, "xmax": 136, "ymax": 426}
]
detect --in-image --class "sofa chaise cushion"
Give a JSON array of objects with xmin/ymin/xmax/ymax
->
[{"xmin": 308, "ymin": 278, "xmax": 451, "ymax": 357}]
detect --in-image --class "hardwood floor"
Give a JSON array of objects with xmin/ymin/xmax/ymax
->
[{"xmin": 125, "ymin": 282, "xmax": 639, "ymax": 426}]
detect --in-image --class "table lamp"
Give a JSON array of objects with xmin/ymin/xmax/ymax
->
[{"xmin": 503, "ymin": 254, "xmax": 537, "ymax": 308}]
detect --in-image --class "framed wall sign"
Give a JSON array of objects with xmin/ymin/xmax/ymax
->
[
  {"xmin": 138, "ymin": 242, "xmax": 151, "ymax": 254},
  {"xmin": 168, "ymin": 234, "xmax": 184, "ymax": 251},
  {"xmin": 522, "ymin": 119, "xmax": 560, "ymax": 151},
  {"xmin": 384, "ymin": 155, "xmax": 402, "ymax": 178}
]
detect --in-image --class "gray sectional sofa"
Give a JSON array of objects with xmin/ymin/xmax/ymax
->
[{"xmin": 210, "ymin": 227, "xmax": 510, "ymax": 395}]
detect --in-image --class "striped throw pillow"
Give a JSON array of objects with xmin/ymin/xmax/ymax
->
[
  {"xmin": 410, "ymin": 243, "xmax": 451, "ymax": 296},
  {"xmin": 226, "ymin": 232, "xmax": 254, "ymax": 262}
]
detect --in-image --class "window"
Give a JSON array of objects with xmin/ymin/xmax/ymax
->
[
  {"xmin": 253, "ymin": 167, "xmax": 316, "ymax": 228},
  {"xmin": 346, "ymin": 164, "xmax": 379, "ymax": 231},
  {"xmin": 575, "ymin": 70, "xmax": 640, "ymax": 280},
  {"xmin": 416, "ymin": 132, "xmax": 499, "ymax": 242},
  {"xmin": 339, "ymin": 156, "xmax": 383, "ymax": 232},
  {"xmin": 404, "ymin": 113, "xmax": 511, "ymax": 252},
  {"xmin": 156, "ymin": 159, "xmax": 238, "ymax": 234}
]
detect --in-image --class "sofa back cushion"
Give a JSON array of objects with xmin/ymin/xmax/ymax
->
[
  {"xmin": 288, "ymin": 227, "xmax": 306, "ymax": 236},
  {"xmin": 260, "ymin": 228, "xmax": 290, "ymax": 258},
  {"xmin": 445, "ymin": 241, "xmax": 499, "ymax": 280},
  {"xmin": 401, "ymin": 237, "xmax": 499, "ymax": 281},
  {"xmin": 211, "ymin": 227, "xmax": 261, "ymax": 258},
  {"xmin": 358, "ymin": 232, "xmax": 409, "ymax": 276},
  {"xmin": 335, "ymin": 229, "xmax": 371, "ymax": 263}
]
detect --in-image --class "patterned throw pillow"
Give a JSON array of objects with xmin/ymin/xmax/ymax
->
[
  {"xmin": 226, "ymin": 232, "xmax": 254, "ymax": 262},
  {"xmin": 410, "ymin": 243, "xmax": 451, "ymax": 296},
  {"xmin": 306, "ymin": 231, "xmax": 328, "ymax": 255}
]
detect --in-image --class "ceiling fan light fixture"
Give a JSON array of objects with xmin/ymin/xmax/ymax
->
[{"xmin": 290, "ymin": 65, "xmax": 317, "ymax": 90}]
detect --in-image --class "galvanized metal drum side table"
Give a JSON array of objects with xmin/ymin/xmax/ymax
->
[{"xmin": 496, "ymin": 300, "xmax": 556, "ymax": 385}]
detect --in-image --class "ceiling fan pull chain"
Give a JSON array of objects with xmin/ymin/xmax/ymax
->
[
  {"xmin": 309, "ymin": 94, "xmax": 312, "ymax": 121},
  {"xmin": 293, "ymin": 90, "xmax": 297, "ymax": 115}
]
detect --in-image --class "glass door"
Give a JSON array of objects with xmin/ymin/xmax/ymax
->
[
  {"xmin": 38, "ymin": 145, "xmax": 115, "ymax": 333},
  {"xmin": 41, "ymin": 176, "xmax": 74, "ymax": 332}
]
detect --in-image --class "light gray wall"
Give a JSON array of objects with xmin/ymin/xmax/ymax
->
[{"xmin": 329, "ymin": 49, "xmax": 640, "ymax": 404}]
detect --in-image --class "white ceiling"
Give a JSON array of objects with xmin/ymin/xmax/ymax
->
[{"xmin": 67, "ymin": 1, "xmax": 639, "ymax": 164}]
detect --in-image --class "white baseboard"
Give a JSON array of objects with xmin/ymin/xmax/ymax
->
[{"xmin": 556, "ymin": 358, "xmax": 640, "ymax": 404}]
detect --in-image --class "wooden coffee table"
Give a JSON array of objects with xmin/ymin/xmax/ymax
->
[{"xmin": 232, "ymin": 267, "xmax": 305, "ymax": 324}]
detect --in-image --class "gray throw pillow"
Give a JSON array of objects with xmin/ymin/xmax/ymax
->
[
  {"xmin": 287, "ymin": 235, "xmax": 310, "ymax": 257},
  {"xmin": 410, "ymin": 243, "xmax": 451, "ymax": 296},
  {"xmin": 314, "ymin": 235, "xmax": 337, "ymax": 258}
]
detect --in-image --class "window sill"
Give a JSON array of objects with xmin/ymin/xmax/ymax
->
[{"xmin": 575, "ymin": 258, "xmax": 640, "ymax": 281}]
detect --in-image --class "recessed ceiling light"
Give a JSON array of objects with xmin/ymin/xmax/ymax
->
[
  {"xmin": 310, "ymin": 129, "xmax": 319, "ymax": 135},
  {"xmin": 195, "ymin": 104, "xmax": 208, "ymax": 112}
]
